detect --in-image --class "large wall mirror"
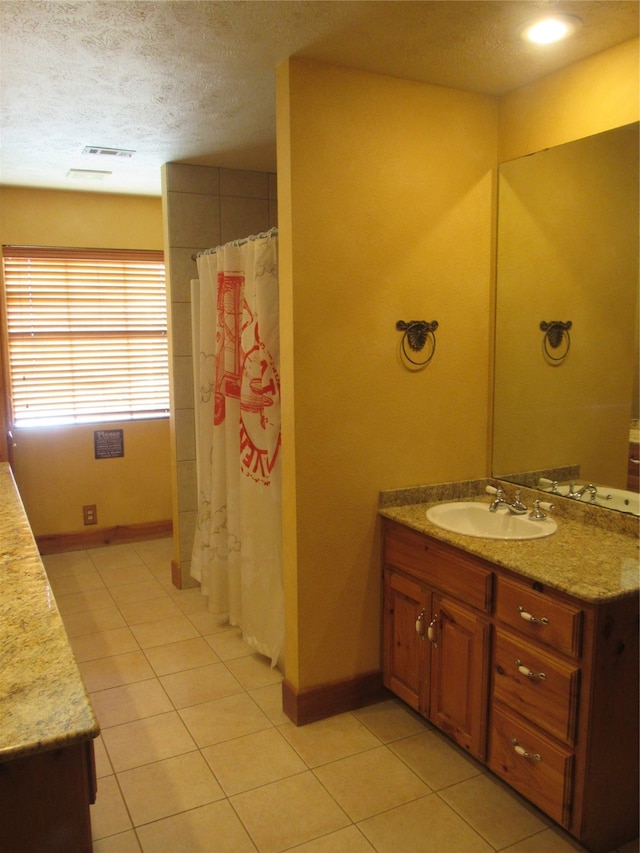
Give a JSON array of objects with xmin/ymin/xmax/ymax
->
[{"xmin": 493, "ymin": 121, "xmax": 639, "ymax": 507}]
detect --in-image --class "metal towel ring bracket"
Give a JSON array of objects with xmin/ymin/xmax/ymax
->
[
  {"xmin": 540, "ymin": 320, "xmax": 572, "ymax": 363},
  {"xmin": 396, "ymin": 320, "xmax": 439, "ymax": 367}
]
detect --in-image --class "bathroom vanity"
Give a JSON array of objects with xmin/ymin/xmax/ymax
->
[
  {"xmin": 379, "ymin": 481, "xmax": 639, "ymax": 853},
  {"xmin": 0, "ymin": 463, "xmax": 99, "ymax": 852}
]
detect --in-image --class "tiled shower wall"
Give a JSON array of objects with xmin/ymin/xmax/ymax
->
[{"xmin": 161, "ymin": 163, "xmax": 278, "ymax": 587}]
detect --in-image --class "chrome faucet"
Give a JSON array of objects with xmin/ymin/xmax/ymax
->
[
  {"xmin": 488, "ymin": 487, "xmax": 528, "ymax": 515},
  {"xmin": 568, "ymin": 483, "xmax": 597, "ymax": 502}
]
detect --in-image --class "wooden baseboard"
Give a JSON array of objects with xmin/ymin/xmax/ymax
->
[
  {"xmin": 282, "ymin": 670, "xmax": 390, "ymax": 726},
  {"xmin": 36, "ymin": 519, "xmax": 173, "ymax": 555}
]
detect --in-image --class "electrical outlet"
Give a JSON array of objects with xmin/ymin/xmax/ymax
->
[{"xmin": 83, "ymin": 505, "xmax": 97, "ymax": 526}]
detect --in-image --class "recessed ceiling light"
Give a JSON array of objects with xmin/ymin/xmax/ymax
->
[
  {"xmin": 67, "ymin": 169, "xmax": 112, "ymax": 182},
  {"xmin": 520, "ymin": 14, "xmax": 582, "ymax": 45}
]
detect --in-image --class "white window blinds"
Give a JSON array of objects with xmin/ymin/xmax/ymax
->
[{"xmin": 2, "ymin": 246, "xmax": 169, "ymax": 427}]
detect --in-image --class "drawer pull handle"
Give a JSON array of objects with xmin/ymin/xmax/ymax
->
[
  {"xmin": 518, "ymin": 606, "xmax": 549, "ymax": 626},
  {"xmin": 511, "ymin": 738, "xmax": 542, "ymax": 762},
  {"xmin": 516, "ymin": 659, "xmax": 546, "ymax": 680},
  {"xmin": 415, "ymin": 609, "xmax": 426, "ymax": 640},
  {"xmin": 427, "ymin": 613, "xmax": 439, "ymax": 647},
  {"xmin": 631, "ymin": 457, "xmax": 640, "ymax": 465}
]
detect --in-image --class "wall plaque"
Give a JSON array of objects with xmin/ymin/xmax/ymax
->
[{"xmin": 94, "ymin": 429, "xmax": 124, "ymax": 459}]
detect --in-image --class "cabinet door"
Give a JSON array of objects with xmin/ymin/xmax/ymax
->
[
  {"xmin": 383, "ymin": 568, "xmax": 430, "ymax": 714},
  {"xmin": 429, "ymin": 593, "xmax": 490, "ymax": 760}
]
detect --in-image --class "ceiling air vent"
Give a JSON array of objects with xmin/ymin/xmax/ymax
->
[{"xmin": 82, "ymin": 146, "xmax": 135, "ymax": 158}]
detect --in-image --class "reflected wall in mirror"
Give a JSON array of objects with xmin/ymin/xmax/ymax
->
[{"xmin": 493, "ymin": 122, "xmax": 639, "ymax": 500}]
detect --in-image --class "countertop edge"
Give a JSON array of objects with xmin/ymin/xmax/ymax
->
[{"xmin": 378, "ymin": 482, "xmax": 639, "ymax": 604}]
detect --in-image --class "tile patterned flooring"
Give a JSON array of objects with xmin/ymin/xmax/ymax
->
[{"xmin": 43, "ymin": 539, "xmax": 638, "ymax": 853}]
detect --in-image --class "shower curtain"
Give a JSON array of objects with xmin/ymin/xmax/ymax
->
[{"xmin": 191, "ymin": 228, "xmax": 283, "ymax": 667}]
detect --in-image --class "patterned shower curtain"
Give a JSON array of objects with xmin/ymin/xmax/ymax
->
[{"xmin": 191, "ymin": 229, "xmax": 283, "ymax": 667}]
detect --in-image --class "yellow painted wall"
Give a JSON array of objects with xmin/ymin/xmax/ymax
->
[
  {"xmin": 499, "ymin": 38, "xmax": 639, "ymax": 162},
  {"xmin": 0, "ymin": 187, "xmax": 171, "ymax": 536},
  {"xmin": 277, "ymin": 59, "xmax": 497, "ymax": 690}
]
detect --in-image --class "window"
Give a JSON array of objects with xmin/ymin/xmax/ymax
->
[{"xmin": 1, "ymin": 246, "xmax": 169, "ymax": 427}]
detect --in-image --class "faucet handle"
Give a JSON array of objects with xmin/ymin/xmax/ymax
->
[
  {"xmin": 485, "ymin": 485, "xmax": 503, "ymax": 497},
  {"xmin": 529, "ymin": 499, "xmax": 554, "ymax": 520}
]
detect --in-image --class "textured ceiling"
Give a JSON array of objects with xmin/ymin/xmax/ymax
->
[{"xmin": 0, "ymin": 1, "xmax": 637, "ymax": 196}]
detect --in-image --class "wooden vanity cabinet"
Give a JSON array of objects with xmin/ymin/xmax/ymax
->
[
  {"xmin": 382, "ymin": 517, "xmax": 639, "ymax": 853},
  {"xmin": 382, "ymin": 519, "xmax": 492, "ymax": 760}
]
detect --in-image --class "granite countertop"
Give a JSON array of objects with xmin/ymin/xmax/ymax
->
[
  {"xmin": 0, "ymin": 463, "xmax": 99, "ymax": 761},
  {"xmin": 379, "ymin": 478, "xmax": 639, "ymax": 604}
]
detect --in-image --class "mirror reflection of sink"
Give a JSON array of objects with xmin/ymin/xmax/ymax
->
[{"xmin": 426, "ymin": 502, "xmax": 557, "ymax": 540}]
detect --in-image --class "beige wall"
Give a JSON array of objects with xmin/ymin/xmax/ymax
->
[
  {"xmin": 0, "ymin": 187, "xmax": 171, "ymax": 536},
  {"xmin": 161, "ymin": 164, "xmax": 278, "ymax": 586},
  {"xmin": 277, "ymin": 59, "xmax": 497, "ymax": 690}
]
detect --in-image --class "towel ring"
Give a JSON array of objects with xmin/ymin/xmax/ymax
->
[
  {"xmin": 396, "ymin": 320, "xmax": 438, "ymax": 367},
  {"xmin": 540, "ymin": 320, "xmax": 572, "ymax": 363}
]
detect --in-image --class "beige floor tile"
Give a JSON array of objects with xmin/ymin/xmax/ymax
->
[
  {"xmin": 290, "ymin": 825, "xmax": 376, "ymax": 852},
  {"xmin": 117, "ymin": 751, "xmax": 225, "ymax": 826},
  {"xmin": 55, "ymin": 587, "xmax": 116, "ymax": 615},
  {"xmin": 353, "ymin": 698, "xmax": 431, "ymax": 743},
  {"xmin": 109, "ymin": 578, "xmax": 167, "ymax": 605},
  {"xmin": 98, "ymin": 563, "xmax": 157, "ymax": 588},
  {"xmin": 93, "ymin": 829, "xmax": 142, "ymax": 852},
  {"xmin": 231, "ymin": 771, "xmax": 351, "ymax": 851},
  {"xmin": 505, "ymin": 826, "xmax": 593, "ymax": 852},
  {"xmin": 188, "ymin": 608, "xmax": 237, "ymax": 635},
  {"xmin": 225, "ymin": 653, "xmax": 283, "ymax": 689},
  {"xmin": 144, "ymin": 636, "xmax": 220, "ymax": 676},
  {"xmin": 440, "ymin": 772, "xmax": 550, "ymax": 849},
  {"xmin": 136, "ymin": 799, "xmax": 256, "ymax": 853},
  {"xmin": 170, "ymin": 587, "xmax": 210, "ymax": 615},
  {"xmin": 132, "ymin": 538, "xmax": 173, "ymax": 564},
  {"xmin": 91, "ymin": 678, "xmax": 173, "ymax": 728},
  {"xmin": 48, "ymin": 570, "xmax": 106, "ymax": 596},
  {"xmin": 62, "ymin": 605, "xmax": 126, "ymax": 637},
  {"xmin": 80, "ymin": 650, "xmax": 156, "ymax": 692},
  {"xmin": 43, "ymin": 550, "xmax": 93, "ymax": 574},
  {"xmin": 90, "ymin": 774, "xmax": 132, "ymax": 840},
  {"xmin": 390, "ymin": 729, "xmax": 484, "ymax": 790},
  {"xmin": 202, "ymin": 727, "xmax": 307, "ymax": 795},
  {"xmin": 130, "ymin": 614, "xmax": 200, "ymax": 648},
  {"xmin": 358, "ymin": 794, "xmax": 493, "ymax": 853},
  {"xmin": 249, "ymin": 682, "xmax": 290, "ymax": 725},
  {"xmin": 101, "ymin": 711, "xmax": 197, "ymax": 772},
  {"xmin": 160, "ymin": 661, "xmax": 243, "ymax": 708},
  {"xmin": 89, "ymin": 544, "xmax": 145, "ymax": 570},
  {"xmin": 117, "ymin": 594, "xmax": 183, "ymax": 626},
  {"xmin": 93, "ymin": 735, "xmax": 113, "ymax": 778},
  {"xmin": 280, "ymin": 712, "xmax": 381, "ymax": 768},
  {"xmin": 205, "ymin": 627, "xmax": 255, "ymax": 660},
  {"xmin": 315, "ymin": 745, "xmax": 430, "ymax": 821},
  {"xmin": 70, "ymin": 626, "xmax": 140, "ymax": 662},
  {"xmin": 179, "ymin": 691, "xmax": 273, "ymax": 748}
]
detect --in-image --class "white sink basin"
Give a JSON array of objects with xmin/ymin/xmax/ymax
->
[{"xmin": 426, "ymin": 502, "xmax": 557, "ymax": 540}]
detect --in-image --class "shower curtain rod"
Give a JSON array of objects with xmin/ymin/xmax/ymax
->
[{"xmin": 191, "ymin": 227, "xmax": 278, "ymax": 261}]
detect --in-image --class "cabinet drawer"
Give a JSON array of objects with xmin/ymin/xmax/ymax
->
[
  {"xmin": 384, "ymin": 521, "xmax": 493, "ymax": 612},
  {"xmin": 495, "ymin": 575, "xmax": 583, "ymax": 658},
  {"xmin": 489, "ymin": 704, "xmax": 574, "ymax": 826},
  {"xmin": 493, "ymin": 629, "xmax": 580, "ymax": 745}
]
